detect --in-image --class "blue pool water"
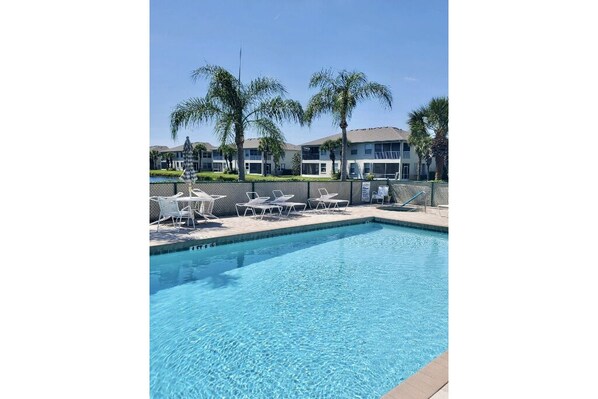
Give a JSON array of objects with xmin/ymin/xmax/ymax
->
[
  {"xmin": 150, "ymin": 176, "xmax": 180, "ymax": 183},
  {"xmin": 150, "ymin": 223, "xmax": 448, "ymax": 398}
]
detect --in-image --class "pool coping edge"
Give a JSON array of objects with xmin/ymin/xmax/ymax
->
[{"xmin": 149, "ymin": 216, "xmax": 447, "ymax": 255}]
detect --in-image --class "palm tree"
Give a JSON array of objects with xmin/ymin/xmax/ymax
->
[
  {"xmin": 407, "ymin": 97, "xmax": 448, "ymax": 180},
  {"xmin": 150, "ymin": 149, "xmax": 160, "ymax": 170},
  {"xmin": 193, "ymin": 143, "xmax": 207, "ymax": 172},
  {"xmin": 170, "ymin": 64, "xmax": 304, "ymax": 181},
  {"xmin": 407, "ymin": 107, "xmax": 433, "ymax": 180},
  {"xmin": 291, "ymin": 152, "xmax": 301, "ymax": 176},
  {"xmin": 219, "ymin": 143, "xmax": 236, "ymax": 171},
  {"xmin": 320, "ymin": 138, "xmax": 342, "ymax": 174},
  {"xmin": 163, "ymin": 152, "xmax": 174, "ymax": 169},
  {"xmin": 258, "ymin": 136, "xmax": 285, "ymax": 176},
  {"xmin": 304, "ymin": 69, "xmax": 392, "ymax": 181}
]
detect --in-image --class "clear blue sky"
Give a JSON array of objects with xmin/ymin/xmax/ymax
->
[{"xmin": 150, "ymin": 0, "xmax": 448, "ymax": 147}]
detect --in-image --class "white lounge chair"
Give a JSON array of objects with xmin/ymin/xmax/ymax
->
[
  {"xmin": 371, "ymin": 185, "xmax": 390, "ymax": 205},
  {"xmin": 235, "ymin": 192, "xmax": 283, "ymax": 219},
  {"xmin": 150, "ymin": 193, "xmax": 195, "ymax": 231},
  {"xmin": 190, "ymin": 188, "xmax": 226, "ymax": 223},
  {"xmin": 308, "ymin": 188, "xmax": 349, "ymax": 212},
  {"xmin": 438, "ymin": 204, "xmax": 449, "ymax": 217},
  {"xmin": 270, "ymin": 190, "xmax": 307, "ymax": 216}
]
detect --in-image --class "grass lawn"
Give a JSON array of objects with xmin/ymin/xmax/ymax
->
[{"xmin": 150, "ymin": 170, "xmax": 333, "ymax": 182}]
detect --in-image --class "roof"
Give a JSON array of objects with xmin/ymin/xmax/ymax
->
[
  {"xmin": 301, "ymin": 126, "xmax": 410, "ymax": 146},
  {"xmin": 149, "ymin": 145, "xmax": 169, "ymax": 152},
  {"xmin": 242, "ymin": 138, "xmax": 301, "ymax": 151},
  {"xmin": 157, "ymin": 142, "xmax": 216, "ymax": 152}
]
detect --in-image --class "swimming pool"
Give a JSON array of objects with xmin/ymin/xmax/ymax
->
[{"xmin": 150, "ymin": 222, "xmax": 448, "ymax": 398}]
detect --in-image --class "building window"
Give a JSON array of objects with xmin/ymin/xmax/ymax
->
[
  {"xmin": 349, "ymin": 163, "xmax": 356, "ymax": 174},
  {"xmin": 320, "ymin": 163, "xmax": 326, "ymax": 173},
  {"xmin": 364, "ymin": 144, "xmax": 373, "ymax": 154},
  {"xmin": 351, "ymin": 148, "xmax": 358, "ymax": 155},
  {"xmin": 302, "ymin": 146, "xmax": 320, "ymax": 160},
  {"xmin": 363, "ymin": 163, "xmax": 371, "ymax": 174},
  {"xmin": 302, "ymin": 163, "xmax": 319, "ymax": 175},
  {"xmin": 249, "ymin": 163, "xmax": 262, "ymax": 174}
]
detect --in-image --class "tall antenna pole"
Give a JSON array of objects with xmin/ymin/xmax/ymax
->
[{"xmin": 238, "ymin": 46, "xmax": 242, "ymax": 83}]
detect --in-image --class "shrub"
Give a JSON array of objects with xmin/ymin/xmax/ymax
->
[
  {"xmin": 330, "ymin": 171, "xmax": 341, "ymax": 180},
  {"xmin": 365, "ymin": 173, "xmax": 375, "ymax": 181}
]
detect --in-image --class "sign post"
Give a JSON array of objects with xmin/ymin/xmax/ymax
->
[{"xmin": 361, "ymin": 181, "xmax": 371, "ymax": 203}]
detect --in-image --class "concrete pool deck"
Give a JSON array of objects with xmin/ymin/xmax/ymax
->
[{"xmin": 149, "ymin": 203, "xmax": 449, "ymax": 398}]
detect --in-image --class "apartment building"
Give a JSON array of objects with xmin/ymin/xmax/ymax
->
[
  {"xmin": 152, "ymin": 139, "xmax": 300, "ymax": 175},
  {"xmin": 300, "ymin": 126, "xmax": 435, "ymax": 180},
  {"xmin": 238, "ymin": 138, "xmax": 300, "ymax": 175},
  {"xmin": 156, "ymin": 142, "xmax": 216, "ymax": 171}
]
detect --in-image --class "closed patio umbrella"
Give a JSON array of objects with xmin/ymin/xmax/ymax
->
[{"xmin": 179, "ymin": 136, "xmax": 198, "ymax": 196}]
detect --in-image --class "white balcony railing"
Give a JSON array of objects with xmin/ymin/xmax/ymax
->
[
  {"xmin": 373, "ymin": 151, "xmax": 410, "ymax": 159},
  {"xmin": 374, "ymin": 151, "xmax": 400, "ymax": 159}
]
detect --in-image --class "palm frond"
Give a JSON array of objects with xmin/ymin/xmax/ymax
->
[
  {"xmin": 246, "ymin": 77, "xmax": 287, "ymax": 102},
  {"xmin": 170, "ymin": 98, "xmax": 221, "ymax": 140},
  {"xmin": 309, "ymin": 69, "xmax": 335, "ymax": 89},
  {"xmin": 353, "ymin": 82, "xmax": 393, "ymax": 109},
  {"xmin": 250, "ymin": 97, "xmax": 304, "ymax": 125},
  {"xmin": 251, "ymin": 118, "xmax": 285, "ymax": 143},
  {"xmin": 304, "ymin": 89, "xmax": 336, "ymax": 125},
  {"xmin": 213, "ymin": 113, "xmax": 236, "ymax": 144}
]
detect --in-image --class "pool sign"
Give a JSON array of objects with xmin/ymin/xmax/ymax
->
[{"xmin": 361, "ymin": 182, "xmax": 371, "ymax": 202}]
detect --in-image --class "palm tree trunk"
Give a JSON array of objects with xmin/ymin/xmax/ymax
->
[
  {"xmin": 331, "ymin": 153, "xmax": 336, "ymax": 174},
  {"xmin": 199, "ymin": 154, "xmax": 203, "ymax": 172},
  {"xmin": 340, "ymin": 122, "xmax": 348, "ymax": 181},
  {"xmin": 262, "ymin": 152, "xmax": 266, "ymax": 176},
  {"xmin": 237, "ymin": 142, "xmax": 245, "ymax": 181},
  {"xmin": 435, "ymin": 155, "xmax": 444, "ymax": 180}
]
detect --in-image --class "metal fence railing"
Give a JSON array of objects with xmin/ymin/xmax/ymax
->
[{"xmin": 149, "ymin": 180, "xmax": 448, "ymax": 222}]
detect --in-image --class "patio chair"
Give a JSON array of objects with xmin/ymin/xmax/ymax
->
[
  {"xmin": 150, "ymin": 192, "xmax": 183, "ymax": 226},
  {"xmin": 190, "ymin": 188, "xmax": 227, "ymax": 223},
  {"xmin": 235, "ymin": 192, "xmax": 283, "ymax": 219},
  {"xmin": 371, "ymin": 185, "xmax": 390, "ymax": 205},
  {"xmin": 308, "ymin": 188, "xmax": 349, "ymax": 212},
  {"xmin": 150, "ymin": 194, "xmax": 195, "ymax": 231},
  {"xmin": 269, "ymin": 190, "xmax": 307, "ymax": 216}
]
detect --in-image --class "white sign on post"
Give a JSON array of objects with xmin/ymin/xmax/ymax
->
[{"xmin": 361, "ymin": 182, "xmax": 371, "ymax": 202}]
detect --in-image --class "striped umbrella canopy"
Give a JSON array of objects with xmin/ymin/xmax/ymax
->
[{"xmin": 180, "ymin": 136, "xmax": 197, "ymax": 194}]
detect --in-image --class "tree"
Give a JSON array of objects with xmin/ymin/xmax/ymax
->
[
  {"xmin": 150, "ymin": 149, "xmax": 160, "ymax": 170},
  {"xmin": 407, "ymin": 97, "xmax": 448, "ymax": 180},
  {"xmin": 320, "ymin": 138, "xmax": 342, "ymax": 174},
  {"xmin": 219, "ymin": 143, "xmax": 236, "ymax": 171},
  {"xmin": 170, "ymin": 64, "xmax": 304, "ymax": 181},
  {"xmin": 258, "ymin": 136, "xmax": 285, "ymax": 176},
  {"xmin": 163, "ymin": 152, "xmax": 174, "ymax": 169},
  {"xmin": 193, "ymin": 143, "xmax": 207, "ymax": 172},
  {"xmin": 407, "ymin": 107, "xmax": 433, "ymax": 180},
  {"xmin": 291, "ymin": 152, "xmax": 301, "ymax": 176},
  {"xmin": 304, "ymin": 69, "xmax": 392, "ymax": 181}
]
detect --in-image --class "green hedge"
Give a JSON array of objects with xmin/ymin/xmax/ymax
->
[{"xmin": 150, "ymin": 170, "xmax": 332, "ymax": 182}]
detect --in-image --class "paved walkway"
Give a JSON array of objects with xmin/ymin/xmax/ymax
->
[
  {"xmin": 150, "ymin": 203, "xmax": 448, "ymax": 253},
  {"xmin": 149, "ymin": 203, "xmax": 449, "ymax": 398}
]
